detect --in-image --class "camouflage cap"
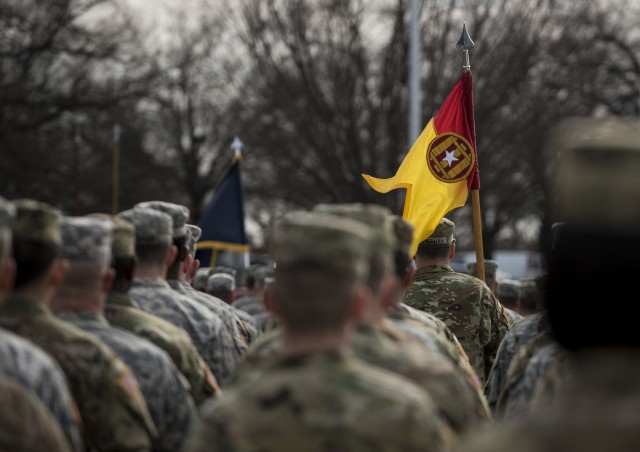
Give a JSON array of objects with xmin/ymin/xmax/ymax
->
[
  {"xmin": 112, "ymin": 217, "xmax": 136, "ymax": 258},
  {"xmin": 467, "ymin": 260, "xmax": 498, "ymax": 279},
  {"xmin": 0, "ymin": 196, "xmax": 15, "ymax": 232},
  {"xmin": 423, "ymin": 218, "xmax": 455, "ymax": 245},
  {"xmin": 60, "ymin": 217, "xmax": 113, "ymax": 261},
  {"xmin": 12, "ymin": 199, "xmax": 62, "ymax": 245},
  {"xmin": 192, "ymin": 268, "xmax": 210, "ymax": 291},
  {"xmin": 134, "ymin": 201, "xmax": 189, "ymax": 238},
  {"xmin": 550, "ymin": 117, "xmax": 640, "ymax": 235},
  {"xmin": 273, "ymin": 211, "xmax": 373, "ymax": 279},
  {"xmin": 186, "ymin": 224, "xmax": 202, "ymax": 255},
  {"xmin": 117, "ymin": 208, "xmax": 172, "ymax": 245},
  {"xmin": 497, "ymin": 279, "xmax": 522, "ymax": 299},
  {"xmin": 390, "ymin": 215, "xmax": 414, "ymax": 257},
  {"xmin": 207, "ymin": 273, "xmax": 235, "ymax": 292}
]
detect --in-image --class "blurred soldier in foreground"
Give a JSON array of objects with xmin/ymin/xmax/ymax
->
[
  {"xmin": 104, "ymin": 216, "xmax": 220, "ymax": 404},
  {"xmin": 0, "ymin": 376, "xmax": 72, "ymax": 452},
  {"xmin": 467, "ymin": 260, "xmax": 522, "ymax": 325},
  {"xmin": 404, "ymin": 218, "xmax": 509, "ymax": 383},
  {"xmin": 187, "ymin": 211, "xmax": 454, "ymax": 452},
  {"xmin": 52, "ymin": 217, "xmax": 196, "ymax": 451},
  {"xmin": 0, "ymin": 196, "xmax": 83, "ymax": 451},
  {"xmin": 460, "ymin": 117, "xmax": 640, "ymax": 452},
  {"xmin": 0, "ymin": 199, "xmax": 156, "ymax": 451}
]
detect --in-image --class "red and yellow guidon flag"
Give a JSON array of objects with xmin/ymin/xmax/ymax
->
[{"xmin": 362, "ymin": 71, "xmax": 479, "ymax": 257}]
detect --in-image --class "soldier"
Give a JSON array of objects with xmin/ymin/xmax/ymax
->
[
  {"xmin": 186, "ymin": 211, "xmax": 454, "ymax": 452},
  {"xmin": 135, "ymin": 201, "xmax": 250, "ymax": 352},
  {"xmin": 207, "ymin": 273, "xmax": 235, "ymax": 304},
  {"xmin": 403, "ymin": 218, "xmax": 509, "ymax": 383},
  {"xmin": 104, "ymin": 216, "xmax": 220, "ymax": 405},
  {"xmin": 0, "ymin": 196, "xmax": 83, "ymax": 451},
  {"xmin": 52, "ymin": 216, "xmax": 197, "ymax": 452},
  {"xmin": 466, "ymin": 260, "xmax": 523, "ymax": 324},
  {"xmin": 233, "ymin": 265, "xmax": 270, "ymax": 316},
  {"xmin": 185, "ymin": 224, "xmax": 202, "ymax": 284},
  {"xmin": 191, "ymin": 267, "xmax": 209, "ymax": 292},
  {"xmin": 0, "ymin": 376, "xmax": 72, "ymax": 452},
  {"xmin": 0, "ymin": 199, "xmax": 156, "ymax": 451},
  {"xmin": 118, "ymin": 207, "xmax": 239, "ymax": 383},
  {"xmin": 460, "ymin": 117, "xmax": 640, "ymax": 452}
]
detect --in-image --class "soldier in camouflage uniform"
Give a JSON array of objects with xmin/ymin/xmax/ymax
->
[
  {"xmin": 135, "ymin": 201, "xmax": 251, "ymax": 351},
  {"xmin": 0, "ymin": 196, "xmax": 83, "ymax": 451},
  {"xmin": 119, "ymin": 207, "xmax": 239, "ymax": 383},
  {"xmin": 191, "ymin": 268, "xmax": 209, "ymax": 292},
  {"xmin": 207, "ymin": 270, "xmax": 259, "ymax": 341},
  {"xmin": 52, "ymin": 216, "xmax": 196, "ymax": 452},
  {"xmin": 0, "ymin": 376, "xmax": 72, "ymax": 452},
  {"xmin": 403, "ymin": 218, "xmax": 509, "ymax": 383},
  {"xmin": 0, "ymin": 199, "xmax": 156, "ymax": 451},
  {"xmin": 104, "ymin": 216, "xmax": 220, "ymax": 405},
  {"xmin": 187, "ymin": 211, "xmax": 454, "ymax": 452},
  {"xmin": 466, "ymin": 260, "xmax": 522, "ymax": 325},
  {"xmin": 233, "ymin": 265, "xmax": 270, "ymax": 316},
  {"xmin": 459, "ymin": 117, "xmax": 640, "ymax": 452}
]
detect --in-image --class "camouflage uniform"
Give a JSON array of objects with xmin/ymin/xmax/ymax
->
[
  {"xmin": 119, "ymin": 207, "xmax": 241, "ymax": 383},
  {"xmin": 105, "ymin": 292, "xmax": 220, "ymax": 404},
  {"xmin": 233, "ymin": 293, "xmax": 265, "ymax": 317},
  {"xmin": 503, "ymin": 307, "xmax": 522, "ymax": 325},
  {"xmin": 0, "ymin": 376, "xmax": 72, "ymax": 452},
  {"xmin": 404, "ymin": 263, "xmax": 508, "ymax": 383},
  {"xmin": 0, "ymin": 327, "xmax": 83, "ymax": 452},
  {"xmin": 2, "ymin": 199, "xmax": 156, "ymax": 451},
  {"xmin": 484, "ymin": 311, "xmax": 549, "ymax": 414},
  {"xmin": 190, "ymin": 349, "xmax": 455, "ymax": 452},
  {"xmin": 57, "ymin": 311, "xmax": 196, "ymax": 452}
]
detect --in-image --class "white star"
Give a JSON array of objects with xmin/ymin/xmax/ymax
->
[{"xmin": 441, "ymin": 150, "xmax": 459, "ymax": 167}]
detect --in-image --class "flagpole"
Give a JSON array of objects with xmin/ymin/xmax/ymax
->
[{"xmin": 457, "ymin": 23, "xmax": 485, "ymax": 282}]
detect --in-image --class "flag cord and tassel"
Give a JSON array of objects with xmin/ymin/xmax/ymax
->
[{"xmin": 458, "ymin": 23, "xmax": 485, "ymax": 282}]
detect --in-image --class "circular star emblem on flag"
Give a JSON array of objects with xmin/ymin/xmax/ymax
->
[{"xmin": 426, "ymin": 132, "xmax": 475, "ymax": 183}]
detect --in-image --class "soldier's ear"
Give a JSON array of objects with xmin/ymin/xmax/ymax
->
[
  {"xmin": 448, "ymin": 240, "xmax": 456, "ymax": 261},
  {"xmin": 102, "ymin": 268, "xmax": 115, "ymax": 294},
  {"xmin": 0, "ymin": 258, "xmax": 15, "ymax": 294},
  {"xmin": 349, "ymin": 285, "xmax": 368, "ymax": 322},
  {"xmin": 403, "ymin": 265, "xmax": 415, "ymax": 288},
  {"xmin": 379, "ymin": 276, "xmax": 401, "ymax": 312},
  {"xmin": 182, "ymin": 253, "xmax": 193, "ymax": 276},
  {"xmin": 165, "ymin": 245, "xmax": 178, "ymax": 268},
  {"xmin": 48, "ymin": 259, "xmax": 69, "ymax": 289}
]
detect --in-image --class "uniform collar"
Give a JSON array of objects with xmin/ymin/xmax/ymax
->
[
  {"xmin": 131, "ymin": 279, "xmax": 170, "ymax": 289},
  {"xmin": 106, "ymin": 292, "xmax": 138, "ymax": 308},
  {"xmin": 414, "ymin": 264, "xmax": 453, "ymax": 277},
  {"xmin": 55, "ymin": 310, "xmax": 108, "ymax": 325},
  {"xmin": 0, "ymin": 296, "xmax": 50, "ymax": 317}
]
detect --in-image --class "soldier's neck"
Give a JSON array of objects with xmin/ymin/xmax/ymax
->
[
  {"xmin": 50, "ymin": 288, "xmax": 104, "ymax": 315},
  {"xmin": 134, "ymin": 263, "xmax": 168, "ymax": 280},
  {"xmin": 12, "ymin": 283, "xmax": 52, "ymax": 306},
  {"xmin": 415, "ymin": 256, "xmax": 449, "ymax": 269},
  {"xmin": 280, "ymin": 327, "xmax": 352, "ymax": 356}
]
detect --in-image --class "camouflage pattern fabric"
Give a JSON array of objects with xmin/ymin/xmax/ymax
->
[
  {"xmin": 105, "ymin": 292, "xmax": 220, "ymax": 405},
  {"xmin": 187, "ymin": 349, "xmax": 455, "ymax": 452},
  {"xmin": 129, "ymin": 279, "xmax": 240, "ymax": 383},
  {"xmin": 233, "ymin": 308, "xmax": 260, "ymax": 342},
  {"xmin": 0, "ymin": 376, "xmax": 72, "ymax": 452},
  {"xmin": 57, "ymin": 311, "xmax": 197, "ymax": 451},
  {"xmin": 233, "ymin": 294, "xmax": 265, "ymax": 317},
  {"xmin": 254, "ymin": 310, "xmax": 279, "ymax": 334},
  {"xmin": 403, "ymin": 265, "xmax": 509, "ymax": 383},
  {"xmin": 168, "ymin": 278, "xmax": 252, "ymax": 349},
  {"xmin": 459, "ymin": 350, "xmax": 640, "ymax": 452},
  {"xmin": 0, "ymin": 327, "xmax": 83, "ymax": 452},
  {"xmin": 485, "ymin": 312, "xmax": 548, "ymax": 413},
  {"xmin": 504, "ymin": 307, "xmax": 523, "ymax": 325},
  {"xmin": 0, "ymin": 296, "xmax": 156, "ymax": 452}
]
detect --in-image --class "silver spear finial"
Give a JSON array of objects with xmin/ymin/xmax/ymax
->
[{"xmin": 456, "ymin": 22, "xmax": 475, "ymax": 72}]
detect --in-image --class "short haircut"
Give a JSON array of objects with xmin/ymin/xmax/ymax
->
[
  {"xmin": 276, "ymin": 261, "xmax": 358, "ymax": 334},
  {"xmin": 416, "ymin": 242, "xmax": 451, "ymax": 260},
  {"xmin": 207, "ymin": 274, "xmax": 235, "ymax": 304},
  {"xmin": 13, "ymin": 239, "xmax": 60, "ymax": 288},
  {"xmin": 62, "ymin": 261, "xmax": 107, "ymax": 291},
  {"xmin": 136, "ymin": 242, "xmax": 171, "ymax": 266},
  {"xmin": 393, "ymin": 250, "xmax": 411, "ymax": 280}
]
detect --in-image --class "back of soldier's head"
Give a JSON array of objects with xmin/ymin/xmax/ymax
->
[
  {"xmin": 272, "ymin": 211, "xmax": 372, "ymax": 334},
  {"xmin": 416, "ymin": 218, "xmax": 455, "ymax": 261},
  {"xmin": 545, "ymin": 117, "xmax": 640, "ymax": 349},
  {"xmin": 134, "ymin": 201, "xmax": 189, "ymax": 265},
  {"xmin": 11, "ymin": 199, "xmax": 63, "ymax": 289},
  {"xmin": 467, "ymin": 260, "xmax": 498, "ymax": 288},
  {"xmin": 192, "ymin": 268, "xmax": 209, "ymax": 292},
  {"xmin": 207, "ymin": 273, "xmax": 235, "ymax": 304},
  {"xmin": 118, "ymin": 208, "xmax": 173, "ymax": 266},
  {"xmin": 312, "ymin": 203, "xmax": 394, "ymax": 294}
]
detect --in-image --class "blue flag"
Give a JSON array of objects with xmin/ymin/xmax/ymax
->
[{"xmin": 196, "ymin": 157, "xmax": 249, "ymax": 267}]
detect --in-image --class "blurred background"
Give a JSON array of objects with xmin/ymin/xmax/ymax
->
[{"xmin": 1, "ymin": 0, "xmax": 638, "ymax": 271}]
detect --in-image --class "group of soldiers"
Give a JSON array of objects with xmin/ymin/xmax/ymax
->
[{"xmin": 0, "ymin": 116, "xmax": 639, "ymax": 451}]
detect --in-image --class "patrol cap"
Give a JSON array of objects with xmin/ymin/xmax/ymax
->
[
  {"xmin": 111, "ymin": 217, "xmax": 136, "ymax": 258},
  {"xmin": 0, "ymin": 196, "xmax": 15, "ymax": 232},
  {"xmin": 550, "ymin": 117, "xmax": 640, "ymax": 235},
  {"xmin": 497, "ymin": 279, "xmax": 521, "ymax": 299},
  {"xmin": 207, "ymin": 273, "xmax": 235, "ymax": 292},
  {"xmin": 192, "ymin": 268, "xmax": 210, "ymax": 291},
  {"xmin": 423, "ymin": 218, "xmax": 455, "ymax": 245},
  {"xmin": 12, "ymin": 199, "xmax": 62, "ymax": 246},
  {"xmin": 135, "ymin": 201, "xmax": 189, "ymax": 238},
  {"xmin": 117, "ymin": 208, "xmax": 172, "ymax": 246},
  {"xmin": 186, "ymin": 224, "xmax": 202, "ymax": 256},
  {"xmin": 273, "ymin": 211, "xmax": 373, "ymax": 279},
  {"xmin": 60, "ymin": 217, "xmax": 113, "ymax": 261},
  {"xmin": 467, "ymin": 260, "xmax": 498, "ymax": 279},
  {"xmin": 390, "ymin": 215, "xmax": 414, "ymax": 257}
]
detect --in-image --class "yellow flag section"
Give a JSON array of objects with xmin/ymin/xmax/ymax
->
[{"xmin": 362, "ymin": 71, "xmax": 479, "ymax": 257}]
